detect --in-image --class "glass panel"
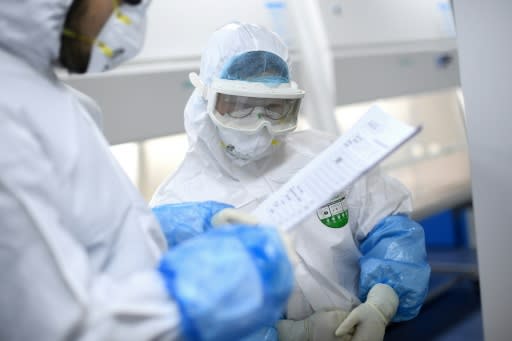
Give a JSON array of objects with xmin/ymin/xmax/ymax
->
[{"xmin": 335, "ymin": 87, "xmax": 471, "ymax": 219}]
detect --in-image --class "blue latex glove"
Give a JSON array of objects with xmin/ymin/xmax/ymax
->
[
  {"xmin": 358, "ymin": 214, "xmax": 431, "ymax": 322},
  {"xmin": 152, "ymin": 201, "xmax": 233, "ymax": 247},
  {"xmin": 158, "ymin": 225, "xmax": 293, "ymax": 341}
]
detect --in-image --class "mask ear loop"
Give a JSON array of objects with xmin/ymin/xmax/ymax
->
[
  {"xmin": 62, "ymin": 29, "xmax": 114, "ymax": 58},
  {"xmin": 62, "ymin": 0, "xmax": 129, "ymax": 59}
]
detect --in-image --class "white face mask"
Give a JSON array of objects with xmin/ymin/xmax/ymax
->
[
  {"xmin": 87, "ymin": 1, "xmax": 149, "ymax": 73},
  {"xmin": 217, "ymin": 126, "xmax": 278, "ymax": 165}
]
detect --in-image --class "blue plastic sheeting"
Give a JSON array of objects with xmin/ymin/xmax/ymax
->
[{"xmin": 359, "ymin": 214, "xmax": 431, "ymax": 322}]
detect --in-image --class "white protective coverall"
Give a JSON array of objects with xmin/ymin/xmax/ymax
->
[
  {"xmin": 0, "ymin": 1, "xmax": 184, "ymax": 340},
  {"xmin": 151, "ymin": 23, "xmax": 413, "ymax": 319}
]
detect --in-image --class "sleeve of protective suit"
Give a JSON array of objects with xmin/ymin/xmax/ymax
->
[
  {"xmin": 152, "ymin": 201, "xmax": 233, "ymax": 247},
  {"xmin": 0, "ymin": 119, "xmax": 182, "ymax": 340},
  {"xmin": 66, "ymin": 85, "xmax": 104, "ymax": 130},
  {"xmin": 358, "ymin": 214, "xmax": 431, "ymax": 322}
]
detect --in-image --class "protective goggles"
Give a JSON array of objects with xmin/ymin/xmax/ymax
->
[{"xmin": 189, "ymin": 72, "xmax": 305, "ymax": 134}]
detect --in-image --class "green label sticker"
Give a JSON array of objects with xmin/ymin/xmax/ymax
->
[{"xmin": 316, "ymin": 193, "xmax": 349, "ymax": 228}]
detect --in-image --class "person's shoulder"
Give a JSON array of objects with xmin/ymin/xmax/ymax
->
[{"xmin": 0, "ymin": 66, "xmax": 66, "ymax": 127}]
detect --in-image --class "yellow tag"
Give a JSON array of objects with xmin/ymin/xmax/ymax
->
[
  {"xmin": 113, "ymin": 0, "xmax": 133, "ymax": 25},
  {"xmin": 97, "ymin": 42, "xmax": 114, "ymax": 58}
]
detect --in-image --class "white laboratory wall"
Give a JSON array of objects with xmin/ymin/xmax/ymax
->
[
  {"xmin": 135, "ymin": 0, "xmax": 295, "ymax": 62},
  {"xmin": 64, "ymin": 66, "xmax": 194, "ymax": 145},
  {"xmin": 318, "ymin": 0, "xmax": 459, "ymax": 105},
  {"xmin": 320, "ymin": 0, "xmax": 456, "ymax": 47}
]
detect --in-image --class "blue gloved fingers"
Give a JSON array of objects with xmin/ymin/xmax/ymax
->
[
  {"xmin": 231, "ymin": 226, "xmax": 295, "ymax": 305},
  {"xmin": 358, "ymin": 214, "xmax": 431, "ymax": 322},
  {"xmin": 152, "ymin": 201, "xmax": 233, "ymax": 247},
  {"xmin": 158, "ymin": 225, "xmax": 293, "ymax": 341},
  {"xmin": 239, "ymin": 326, "xmax": 279, "ymax": 341}
]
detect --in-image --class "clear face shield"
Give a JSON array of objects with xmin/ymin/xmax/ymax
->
[{"xmin": 190, "ymin": 73, "xmax": 305, "ymax": 135}]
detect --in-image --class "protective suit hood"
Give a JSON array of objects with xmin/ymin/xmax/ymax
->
[
  {"xmin": 0, "ymin": 0, "xmax": 73, "ymax": 71},
  {"xmin": 184, "ymin": 22, "xmax": 291, "ymax": 175}
]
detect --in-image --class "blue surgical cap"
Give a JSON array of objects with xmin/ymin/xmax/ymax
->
[{"xmin": 219, "ymin": 51, "xmax": 290, "ymax": 84}]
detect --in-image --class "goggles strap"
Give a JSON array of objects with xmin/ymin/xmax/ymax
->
[{"xmin": 189, "ymin": 72, "xmax": 208, "ymax": 99}]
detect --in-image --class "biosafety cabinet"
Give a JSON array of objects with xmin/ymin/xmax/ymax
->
[
  {"xmin": 61, "ymin": 0, "xmax": 470, "ymax": 224},
  {"xmin": 62, "ymin": 0, "xmax": 459, "ymax": 143}
]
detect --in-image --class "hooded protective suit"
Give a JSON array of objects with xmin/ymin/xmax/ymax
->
[
  {"xmin": 151, "ymin": 22, "xmax": 430, "ymax": 326},
  {"xmin": 0, "ymin": 1, "xmax": 183, "ymax": 340},
  {"xmin": 0, "ymin": 4, "xmax": 293, "ymax": 341}
]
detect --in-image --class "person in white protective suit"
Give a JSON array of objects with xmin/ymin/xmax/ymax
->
[
  {"xmin": 151, "ymin": 22, "xmax": 431, "ymax": 341},
  {"xmin": 0, "ymin": 2, "xmax": 295, "ymax": 341}
]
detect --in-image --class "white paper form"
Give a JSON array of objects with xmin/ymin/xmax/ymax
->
[{"xmin": 252, "ymin": 105, "xmax": 421, "ymax": 231}]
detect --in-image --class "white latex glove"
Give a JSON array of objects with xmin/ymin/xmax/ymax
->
[
  {"xmin": 211, "ymin": 208, "xmax": 298, "ymax": 265},
  {"xmin": 277, "ymin": 310, "xmax": 351, "ymax": 341},
  {"xmin": 335, "ymin": 284, "xmax": 399, "ymax": 341},
  {"xmin": 211, "ymin": 208, "xmax": 260, "ymax": 226}
]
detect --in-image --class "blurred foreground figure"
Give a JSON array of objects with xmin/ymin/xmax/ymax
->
[{"xmin": 0, "ymin": 2, "xmax": 293, "ymax": 340}]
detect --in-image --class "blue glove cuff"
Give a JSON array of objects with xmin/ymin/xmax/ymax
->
[{"xmin": 358, "ymin": 214, "xmax": 431, "ymax": 322}]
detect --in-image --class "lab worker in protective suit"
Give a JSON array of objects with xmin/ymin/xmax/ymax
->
[
  {"xmin": 151, "ymin": 22, "xmax": 431, "ymax": 341},
  {"xmin": 0, "ymin": 2, "xmax": 294, "ymax": 341}
]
